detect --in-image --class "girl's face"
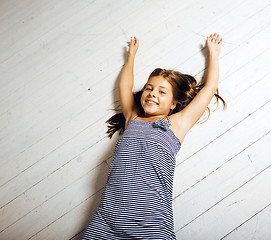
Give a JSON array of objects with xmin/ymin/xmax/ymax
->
[{"xmin": 141, "ymin": 76, "xmax": 176, "ymax": 117}]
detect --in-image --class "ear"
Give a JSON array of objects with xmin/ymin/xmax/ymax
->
[{"xmin": 170, "ymin": 100, "xmax": 177, "ymax": 110}]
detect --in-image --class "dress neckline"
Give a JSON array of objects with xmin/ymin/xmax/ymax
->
[
  {"xmin": 131, "ymin": 116, "xmax": 181, "ymax": 146},
  {"xmin": 132, "ymin": 115, "xmax": 170, "ymax": 123}
]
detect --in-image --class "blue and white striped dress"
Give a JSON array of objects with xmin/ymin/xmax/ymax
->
[{"xmin": 81, "ymin": 115, "xmax": 181, "ymax": 239}]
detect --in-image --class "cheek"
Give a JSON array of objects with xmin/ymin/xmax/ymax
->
[
  {"xmin": 142, "ymin": 90, "xmax": 150, "ymax": 98},
  {"xmin": 161, "ymin": 96, "xmax": 173, "ymax": 107},
  {"xmin": 141, "ymin": 92, "xmax": 146, "ymax": 103}
]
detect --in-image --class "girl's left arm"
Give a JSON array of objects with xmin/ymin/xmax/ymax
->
[{"xmin": 172, "ymin": 33, "xmax": 223, "ymax": 136}]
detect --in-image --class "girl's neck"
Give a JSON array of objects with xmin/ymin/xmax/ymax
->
[{"xmin": 142, "ymin": 113, "xmax": 167, "ymax": 120}]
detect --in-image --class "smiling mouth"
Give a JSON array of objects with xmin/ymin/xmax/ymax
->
[{"xmin": 145, "ymin": 99, "xmax": 159, "ymax": 105}]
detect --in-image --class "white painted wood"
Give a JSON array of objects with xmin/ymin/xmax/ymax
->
[
  {"xmin": 0, "ymin": 0, "xmax": 187, "ymax": 176},
  {"xmin": 0, "ymin": 114, "xmax": 116, "ymax": 231},
  {"xmin": 174, "ymin": 34, "xmax": 271, "ymax": 166},
  {"xmin": 223, "ymin": 203, "xmax": 271, "ymax": 239},
  {"xmin": 174, "ymin": 128, "xmax": 271, "ymax": 237},
  {"xmin": 0, "ymin": 0, "xmax": 215, "ymax": 199},
  {"xmin": 1, "ymin": 0, "xmax": 271, "ymax": 239},
  {"xmin": 173, "ymin": 98, "xmax": 271, "ymax": 199},
  {"xmin": 0, "ymin": 162, "xmax": 109, "ymax": 240},
  {"xmin": 175, "ymin": 137, "xmax": 271, "ymax": 239},
  {"xmin": 1, "ymin": 0, "xmax": 269, "ymax": 187}
]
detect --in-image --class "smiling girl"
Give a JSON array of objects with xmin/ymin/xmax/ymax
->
[{"xmin": 81, "ymin": 33, "xmax": 226, "ymax": 239}]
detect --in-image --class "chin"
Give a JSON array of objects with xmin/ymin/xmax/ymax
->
[
  {"xmin": 143, "ymin": 110, "xmax": 151, "ymax": 115},
  {"xmin": 143, "ymin": 108, "xmax": 159, "ymax": 116}
]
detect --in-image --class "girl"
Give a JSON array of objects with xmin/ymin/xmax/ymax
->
[{"xmin": 81, "ymin": 33, "xmax": 226, "ymax": 239}]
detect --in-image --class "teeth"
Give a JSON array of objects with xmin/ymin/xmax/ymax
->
[{"xmin": 146, "ymin": 100, "xmax": 158, "ymax": 104}]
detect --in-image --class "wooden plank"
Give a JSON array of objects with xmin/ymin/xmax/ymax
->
[
  {"xmin": 0, "ymin": 162, "xmax": 108, "ymax": 240},
  {"xmin": 134, "ymin": 0, "xmax": 271, "ymax": 86},
  {"xmin": 222, "ymin": 203, "xmax": 271, "ymax": 239},
  {"xmin": 180, "ymin": 4, "xmax": 271, "ymax": 78},
  {"xmin": 174, "ymin": 31, "xmax": 271, "ymax": 166},
  {"xmin": 0, "ymin": 0, "xmax": 144, "ymax": 182},
  {"xmin": 0, "ymin": 0, "xmax": 99, "ymax": 62},
  {"xmin": 173, "ymin": 88, "xmax": 271, "ymax": 199},
  {"xmin": 0, "ymin": 0, "xmax": 140, "ymax": 103},
  {"xmin": 0, "ymin": 110, "xmax": 112, "ymax": 207},
  {"xmin": 0, "ymin": 0, "xmax": 165, "ymax": 99},
  {"xmin": 174, "ymin": 135, "xmax": 271, "ymax": 238},
  {"xmin": 30, "ymin": 189, "xmax": 105, "ymax": 240},
  {"xmin": 0, "ymin": 0, "xmax": 53, "ymax": 34},
  {"xmin": 174, "ymin": 128, "xmax": 271, "ymax": 226},
  {"xmin": 0, "ymin": 114, "xmax": 117, "ymax": 231}
]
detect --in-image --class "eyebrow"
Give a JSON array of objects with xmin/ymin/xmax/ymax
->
[{"xmin": 145, "ymin": 83, "xmax": 168, "ymax": 90}]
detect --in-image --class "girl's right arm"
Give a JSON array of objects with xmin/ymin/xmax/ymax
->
[
  {"xmin": 119, "ymin": 37, "xmax": 139, "ymax": 123},
  {"xmin": 170, "ymin": 33, "xmax": 222, "ymax": 143}
]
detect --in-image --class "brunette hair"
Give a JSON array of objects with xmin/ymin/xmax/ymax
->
[{"xmin": 106, "ymin": 68, "xmax": 227, "ymax": 138}]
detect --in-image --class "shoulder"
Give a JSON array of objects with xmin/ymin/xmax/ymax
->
[{"xmin": 168, "ymin": 112, "xmax": 192, "ymax": 144}]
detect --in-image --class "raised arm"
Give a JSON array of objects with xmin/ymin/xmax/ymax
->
[
  {"xmin": 172, "ymin": 33, "xmax": 223, "ymax": 137},
  {"xmin": 119, "ymin": 37, "xmax": 139, "ymax": 122}
]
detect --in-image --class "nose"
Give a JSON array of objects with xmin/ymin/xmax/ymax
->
[{"xmin": 148, "ymin": 90, "xmax": 156, "ymax": 97}]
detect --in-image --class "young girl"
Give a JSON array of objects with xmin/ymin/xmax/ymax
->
[{"xmin": 81, "ymin": 33, "xmax": 225, "ymax": 239}]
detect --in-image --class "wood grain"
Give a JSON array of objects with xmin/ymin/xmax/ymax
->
[{"xmin": 0, "ymin": 0, "xmax": 270, "ymax": 239}]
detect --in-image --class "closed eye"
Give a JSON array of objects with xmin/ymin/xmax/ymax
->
[{"xmin": 160, "ymin": 91, "xmax": 166, "ymax": 94}]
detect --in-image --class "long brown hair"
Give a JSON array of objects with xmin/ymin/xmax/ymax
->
[{"xmin": 106, "ymin": 68, "xmax": 227, "ymax": 138}]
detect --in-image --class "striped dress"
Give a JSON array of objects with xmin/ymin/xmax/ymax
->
[{"xmin": 81, "ymin": 115, "xmax": 181, "ymax": 239}]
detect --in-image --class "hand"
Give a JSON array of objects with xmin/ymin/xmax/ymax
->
[
  {"xmin": 128, "ymin": 36, "xmax": 139, "ymax": 56},
  {"xmin": 206, "ymin": 33, "xmax": 223, "ymax": 58}
]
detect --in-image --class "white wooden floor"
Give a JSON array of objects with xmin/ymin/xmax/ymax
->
[{"xmin": 1, "ymin": 0, "xmax": 271, "ymax": 239}]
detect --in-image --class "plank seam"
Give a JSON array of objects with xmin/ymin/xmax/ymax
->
[
  {"xmin": 175, "ymin": 143, "xmax": 271, "ymax": 234},
  {"xmin": 220, "ymin": 202, "xmax": 271, "ymax": 239},
  {"xmin": 176, "ymin": 99, "xmax": 271, "ymax": 167}
]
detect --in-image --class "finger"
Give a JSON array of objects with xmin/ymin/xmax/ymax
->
[
  {"xmin": 208, "ymin": 34, "xmax": 213, "ymax": 41},
  {"xmin": 135, "ymin": 37, "xmax": 139, "ymax": 45}
]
